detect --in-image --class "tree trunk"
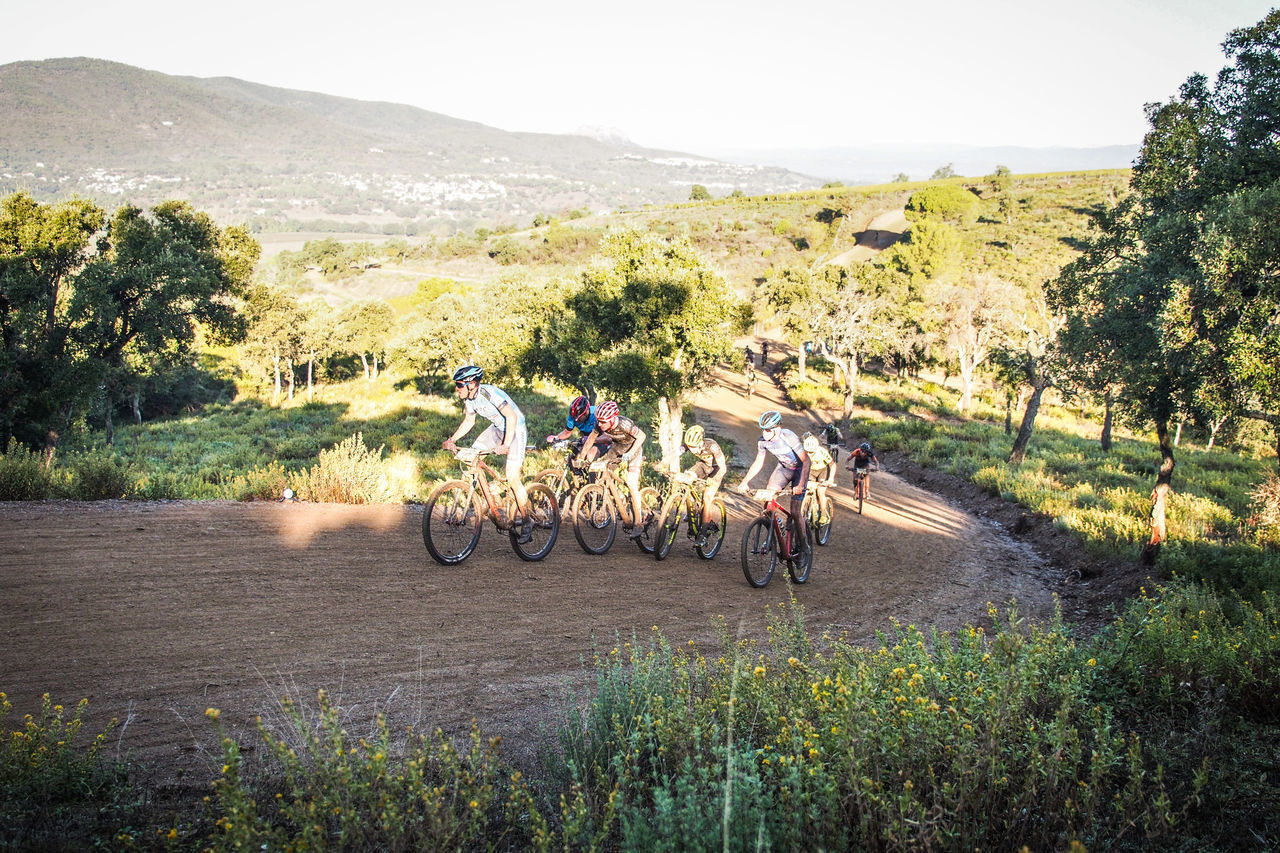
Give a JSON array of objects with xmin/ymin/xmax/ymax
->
[
  {"xmin": 1141, "ymin": 419, "xmax": 1175, "ymax": 566},
  {"xmin": 656, "ymin": 395, "xmax": 683, "ymax": 473},
  {"xmin": 41, "ymin": 402, "xmax": 74, "ymax": 469},
  {"xmin": 1206, "ymin": 416, "xmax": 1227, "ymax": 450},
  {"xmin": 104, "ymin": 399, "xmax": 115, "ymax": 447},
  {"xmin": 131, "ymin": 392, "xmax": 142, "ymax": 425},
  {"xmin": 1174, "ymin": 421, "xmax": 1183, "ymax": 447},
  {"xmin": 841, "ymin": 354, "xmax": 859, "ymax": 422},
  {"xmin": 1004, "ymin": 389, "xmax": 1014, "ymax": 435},
  {"xmin": 1100, "ymin": 391, "xmax": 1115, "ymax": 452},
  {"xmin": 273, "ymin": 353, "xmax": 282, "ymax": 403},
  {"xmin": 307, "ymin": 353, "xmax": 315, "ymax": 401},
  {"xmin": 372, "ymin": 354, "xmax": 380, "ymax": 380},
  {"xmin": 797, "ymin": 344, "xmax": 807, "ymax": 383},
  {"xmin": 1007, "ymin": 382, "xmax": 1047, "ymax": 464},
  {"xmin": 360, "ymin": 353, "xmax": 371, "ymax": 380},
  {"xmin": 957, "ymin": 359, "xmax": 976, "ymax": 413},
  {"xmin": 286, "ymin": 357, "xmax": 295, "ymax": 401}
]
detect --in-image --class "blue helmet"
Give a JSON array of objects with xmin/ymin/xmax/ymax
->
[
  {"xmin": 860, "ymin": 442, "xmax": 872, "ymax": 454},
  {"xmin": 758, "ymin": 411, "xmax": 782, "ymax": 430},
  {"xmin": 452, "ymin": 365, "xmax": 483, "ymax": 383}
]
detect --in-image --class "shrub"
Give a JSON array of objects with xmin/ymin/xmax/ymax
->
[
  {"xmin": 0, "ymin": 693, "xmax": 131, "ymax": 848},
  {"xmin": 905, "ymin": 184, "xmax": 979, "ymax": 223},
  {"xmin": 0, "ymin": 443, "xmax": 52, "ymax": 500},
  {"xmin": 292, "ymin": 433, "xmax": 392, "ymax": 504},
  {"xmin": 205, "ymin": 694, "xmax": 548, "ymax": 851},
  {"xmin": 59, "ymin": 453, "xmax": 135, "ymax": 500}
]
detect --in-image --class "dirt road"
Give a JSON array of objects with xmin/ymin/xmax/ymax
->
[{"xmin": 0, "ymin": 344, "xmax": 1078, "ymax": 787}]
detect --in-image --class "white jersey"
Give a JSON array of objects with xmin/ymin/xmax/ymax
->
[
  {"xmin": 465, "ymin": 384, "xmax": 524, "ymax": 433},
  {"xmin": 758, "ymin": 428, "xmax": 804, "ymax": 469}
]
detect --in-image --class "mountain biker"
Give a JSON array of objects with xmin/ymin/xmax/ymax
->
[
  {"xmin": 736, "ymin": 410, "xmax": 811, "ymax": 558},
  {"xmin": 847, "ymin": 441, "xmax": 880, "ymax": 497},
  {"xmin": 444, "ymin": 365, "xmax": 533, "ymax": 541},
  {"xmin": 760, "ymin": 340, "xmax": 769, "ymax": 365},
  {"xmin": 679, "ymin": 424, "xmax": 727, "ymax": 547},
  {"xmin": 744, "ymin": 345, "xmax": 754, "ymax": 369},
  {"xmin": 822, "ymin": 421, "xmax": 843, "ymax": 464},
  {"xmin": 802, "ymin": 433, "xmax": 836, "ymax": 526},
  {"xmin": 576, "ymin": 400, "xmax": 649, "ymax": 539},
  {"xmin": 544, "ymin": 394, "xmax": 611, "ymax": 464}
]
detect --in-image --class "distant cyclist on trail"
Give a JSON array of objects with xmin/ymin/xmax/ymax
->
[
  {"xmin": 760, "ymin": 340, "xmax": 769, "ymax": 366},
  {"xmin": 822, "ymin": 421, "xmax": 843, "ymax": 463},
  {"xmin": 576, "ymin": 400, "xmax": 648, "ymax": 539},
  {"xmin": 744, "ymin": 345, "xmax": 754, "ymax": 369},
  {"xmin": 678, "ymin": 424, "xmax": 727, "ymax": 547},
  {"xmin": 847, "ymin": 441, "xmax": 880, "ymax": 496},
  {"xmin": 736, "ymin": 410, "xmax": 812, "ymax": 559},
  {"xmin": 444, "ymin": 365, "xmax": 533, "ymax": 541},
  {"xmin": 545, "ymin": 395, "xmax": 610, "ymax": 465}
]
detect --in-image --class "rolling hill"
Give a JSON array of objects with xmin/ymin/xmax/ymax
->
[{"xmin": 0, "ymin": 57, "xmax": 818, "ymax": 233}]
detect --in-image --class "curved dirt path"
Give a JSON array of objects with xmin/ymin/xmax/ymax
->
[{"xmin": 0, "ymin": 338, "xmax": 1062, "ymax": 787}]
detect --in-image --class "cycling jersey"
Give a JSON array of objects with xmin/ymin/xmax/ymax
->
[
  {"xmin": 758, "ymin": 429, "xmax": 804, "ymax": 468},
  {"xmin": 687, "ymin": 438, "xmax": 725, "ymax": 477},
  {"xmin": 808, "ymin": 446, "xmax": 834, "ymax": 472},
  {"xmin": 465, "ymin": 384, "xmax": 524, "ymax": 433},
  {"xmin": 595, "ymin": 415, "xmax": 642, "ymax": 455},
  {"xmin": 564, "ymin": 406, "xmax": 598, "ymax": 434},
  {"xmin": 850, "ymin": 448, "xmax": 874, "ymax": 470}
]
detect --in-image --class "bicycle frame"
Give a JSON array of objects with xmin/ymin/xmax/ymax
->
[{"xmin": 458, "ymin": 452, "xmax": 512, "ymax": 528}]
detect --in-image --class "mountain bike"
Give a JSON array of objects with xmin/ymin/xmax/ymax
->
[
  {"xmin": 740, "ymin": 489, "xmax": 813, "ymax": 588},
  {"xmin": 850, "ymin": 466, "xmax": 875, "ymax": 515},
  {"xmin": 744, "ymin": 365, "xmax": 757, "ymax": 398},
  {"xmin": 569, "ymin": 457, "xmax": 661, "ymax": 555},
  {"xmin": 654, "ymin": 472, "xmax": 727, "ymax": 561},
  {"xmin": 801, "ymin": 483, "xmax": 833, "ymax": 546},
  {"xmin": 534, "ymin": 438, "xmax": 597, "ymax": 517},
  {"xmin": 422, "ymin": 447, "xmax": 559, "ymax": 564}
]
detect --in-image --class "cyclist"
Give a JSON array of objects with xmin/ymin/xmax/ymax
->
[
  {"xmin": 576, "ymin": 400, "xmax": 648, "ymax": 539},
  {"xmin": 544, "ymin": 394, "xmax": 611, "ymax": 464},
  {"xmin": 802, "ymin": 433, "xmax": 836, "ymax": 526},
  {"xmin": 444, "ymin": 365, "xmax": 533, "ymax": 541},
  {"xmin": 760, "ymin": 340, "xmax": 769, "ymax": 365},
  {"xmin": 743, "ymin": 345, "xmax": 754, "ymax": 370},
  {"xmin": 846, "ymin": 440, "xmax": 880, "ymax": 497},
  {"xmin": 678, "ymin": 424, "xmax": 727, "ymax": 547},
  {"xmin": 822, "ymin": 421, "xmax": 843, "ymax": 464},
  {"xmin": 736, "ymin": 410, "xmax": 811, "ymax": 558}
]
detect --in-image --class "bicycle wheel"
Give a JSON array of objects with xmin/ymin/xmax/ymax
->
[
  {"xmin": 695, "ymin": 499, "xmax": 727, "ymax": 560},
  {"xmin": 571, "ymin": 482, "xmax": 617, "ymax": 554},
  {"xmin": 632, "ymin": 487, "xmax": 662, "ymax": 554},
  {"xmin": 422, "ymin": 480, "xmax": 483, "ymax": 565},
  {"xmin": 533, "ymin": 467, "xmax": 572, "ymax": 516},
  {"xmin": 654, "ymin": 491, "xmax": 685, "ymax": 562},
  {"xmin": 510, "ymin": 483, "xmax": 559, "ymax": 561},
  {"xmin": 814, "ymin": 494, "xmax": 833, "ymax": 546},
  {"xmin": 741, "ymin": 517, "xmax": 776, "ymax": 588},
  {"xmin": 856, "ymin": 475, "xmax": 865, "ymax": 515},
  {"xmin": 788, "ymin": 517, "xmax": 813, "ymax": 584}
]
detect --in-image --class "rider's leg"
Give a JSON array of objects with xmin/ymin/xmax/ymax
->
[{"xmin": 624, "ymin": 456, "xmax": 645, "ymax": 535}]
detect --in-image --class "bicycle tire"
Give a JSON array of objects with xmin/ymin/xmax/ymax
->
[
  {"xmin": 856, "ymin": 475, "xmax": 865, "ymax": 515},
  {"xmin": 696, "ymin": 499, "xmax": 727, "ymax": 560},
  {"xmin": 741, "ymin": 517, "xmax": 776, "ymax": 588},
  {"xmin": 422, "ymin": 480, "xmax": 483, "ymax": 565},
  {"xmin": 654, "ymin": 490, "xmax": 685, "ymax": 562},
  {"xmin": 509, "ymin": 482, "xmax": 560, "ymax": 561},
  {"xmin": 571, "ymin": 482, "xmax": 616, "ymax": 554},
  {"xmin": 814, "ymin": 494, "xmax": 833, "ymax": 546},
  {"xmin": 533, "ymin": 467, "xmax": 572, "ymax": 516},
  {"xmin": 788, "ymin": 516, "xmax": 813, "ymax": 584},
  {"xmin": 632, "ymin": 487, "xmax": 661, "ymax": 554}
]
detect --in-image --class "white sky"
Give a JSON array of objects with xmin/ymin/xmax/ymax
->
[{"xmin": 3, "ymin": 0, "xmax": 1275, "ymax": 153}]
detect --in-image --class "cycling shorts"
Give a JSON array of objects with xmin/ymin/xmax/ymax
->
[
  {"xmin": 473, "ymin": 422, "xmax": 528, "ymax": 485},
  {"xmin": 766, "ymin": 463, "xmax": 807, "ymax": 493},
  {"xmin": 690, "ymin": 460, "xmax": 724, "ymax": 484}
]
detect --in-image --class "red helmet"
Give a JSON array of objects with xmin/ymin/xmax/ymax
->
[
  {"xmin": 596, "ymin": 400, "xmax": 619, "ymax": 430},
  {"xmin": 569, "ymin": 395, "xmax": 590, "ymax": 423}
]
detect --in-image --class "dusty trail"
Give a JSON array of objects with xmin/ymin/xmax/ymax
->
[{"xmin": 0, "ymin": 212, "xmax": 1075, "ymax": 786}]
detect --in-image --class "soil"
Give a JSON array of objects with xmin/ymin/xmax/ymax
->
[{"xmin": 0, "ymin": 342, "xmax": 1155, "ymax": 796}]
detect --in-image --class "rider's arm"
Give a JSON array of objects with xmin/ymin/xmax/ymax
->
[
  {"xmin": 620, "ymin": 422, "xmax": 646, "ymax": 460},
  {"xmin": 794, "ymin": 450, "xmax": 811, "ymax": 497},
  {"xmin": 444, "ymin": 410, "xmax": 476, "ymax": 449},
  {"xmin": 575, "ymin": 429, "xmax": 599, "ymax": 466},
  {"xmin": 737, "ymin": 447, "xmax": 765, "ymax": 491}
]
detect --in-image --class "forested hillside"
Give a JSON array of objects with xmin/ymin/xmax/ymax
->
[{"xmin": 0, "ymin": 58, "xmax": 815, "ymax": 232}]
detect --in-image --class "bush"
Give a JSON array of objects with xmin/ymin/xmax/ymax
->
[
  {"xmin": 905, "ymin": 184, "xmax": 979, "ymax": 223},
  {"xmin": 59, "ymin": 453, "xmax": 135, "ymax": 500},
  {"xmin": 0, "ymin": 443, "xmax": 52, "ymax": 500},
  {"xmin": 292, "ymin": 433, "xmax": 392, "ymax": 503}
]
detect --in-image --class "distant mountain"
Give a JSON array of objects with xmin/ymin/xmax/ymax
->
[
  {"xmin": 706, "ymin": 143, "xmax": 1139, "ymax": 185},
  {"xmin": 0, "ymin": 58, "xmax": 819, "ymax": 233}
]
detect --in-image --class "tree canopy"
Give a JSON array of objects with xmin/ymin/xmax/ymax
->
[{"xmin": 0, "ymin": 193, "xmax": 257, "ymax": 455}]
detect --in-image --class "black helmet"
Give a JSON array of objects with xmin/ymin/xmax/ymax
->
[
  {"xmin": 569, "ymin": 395, "xmax": 590, "ymax": 423},
  {"xmin": 453, "ymin": 365, "xmax": 483, "ymax": 383}
]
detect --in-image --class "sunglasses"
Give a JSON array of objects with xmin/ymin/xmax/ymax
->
[{"xmin": 454, "ymin": 381, "xmax": 471, "ymax": 388}]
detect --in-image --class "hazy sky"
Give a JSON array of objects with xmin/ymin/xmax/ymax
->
[{"xmin": 3, "ymin": 0, "xmax": 1275, "ymax": 153}]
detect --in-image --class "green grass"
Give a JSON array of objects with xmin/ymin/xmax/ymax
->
[{"xmin": 10, "ymin": 585, "xmax": 1276, "ymax": 849}]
